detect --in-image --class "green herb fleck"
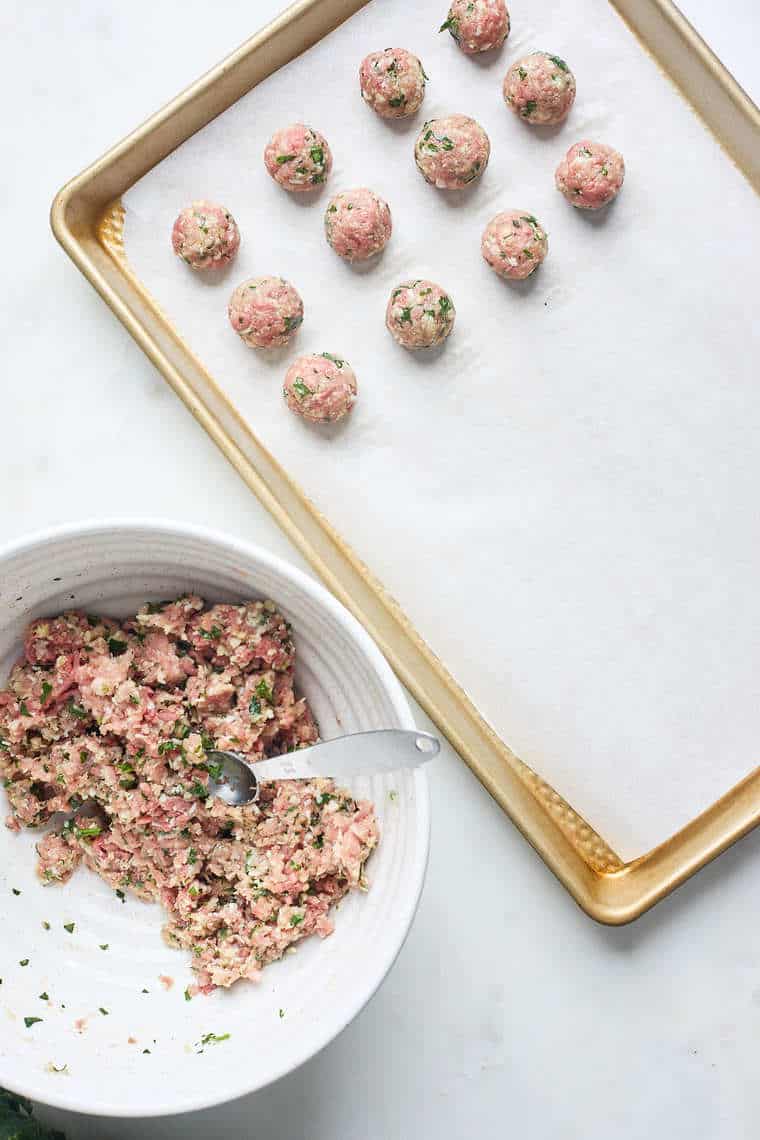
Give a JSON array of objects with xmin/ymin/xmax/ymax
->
[
  {"xmin": 522, "ymin": 100, "xmax": 537, "ymax": 117},
  {"xmin": 289, "ymin": 912, "xmax": 305, "ymax": 927},
  {"xmin": 187, "ymin": 848, "xmax": 197, "ymax": 866},
  {"xmin": 100, "ymin": 944, "xmax": 109, "ymax": 951},
  {"xmin": 75, "ymin": 825, "xmax": 101, "ymax": 841},
  {"xmin": 24, "ymin": 1016, "xmax": 43, "ymax": 1028},
  {"xmin": 518, "ymin": 66, "xmax": 527, "ymax": 80},
  {"xmin": 548, "ymin": 54, "xmax": 568, "ymax": 71},
  {"xmin": 39, "ymin": 992, "xmax": 49, "ymax": 1001},
  {"xmin": 389, "ymin": 95, "xmax": 406, "ymax": 107},
  {"xmin": 19, "ymin": 700, "xmax": 30, "ymax": 717},
  {"xmin": 42, "ymin": 922, "xmax": 51, "ymax": 931},
  {"xmin": 276, "ymin": 154, "xmax": 297, "ymax": 165},
  {"xmin": 400, "ymin": 307, "xmax": 413, "ymax": 323},
  {"xmin": 11, "ymin": 888, "xmax": 20, "ymax": 896},
  {"xmin": 19, "ymin": 959, "xmax": 29, "ymax": 967},
  {"xmin": 441, "ymin": 136, "xmax": 455, "ymax": 151},
  {"xmin": 292, "ymin": 379, "xmax": 312, "ymax": 400},
  {"xmin": 116, "ymin": 889, "xmax": 126, "ymax": 903},
  {"xmin": 253, "ymin": 680, "xmax": 272, "ymax": 706},
  {"xmin": 320, "ymin": 352, "xmax": 344, "ymax": 367},
  {"xmin": 249, "ymin": 695, "xmax": 262, "ymax": 719},
  {"xmin": 63, "ymin": 922, "xmax": 75, "ymax": 933},
  {"xmin": 279, "ymin": 1008, "xmax": 285, "ymax": 1019},
  {"xmin": 601, "ymin": 165, "xmax": 609, "ymax": 176},
  {"xmin": 99, "ymin": 1007, "xmax": 109, "ymax": 1016},
  {"xmin": 67, "ymin": 700, "xmax": 88, "ymax": 720},
  {"xmin": 40, "ymin": 681, "xmax": 53, "ymax": 705},
  {"xmin": 108, "ymin": 637, "xmax": 128, "ymax": 657},
  {"xmin": 310, "ymin": 146, "xmax": 324, "ymax": 166}
]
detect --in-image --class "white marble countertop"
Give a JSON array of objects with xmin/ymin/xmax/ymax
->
[{"xmin": 3, "ymin": 2, "xmax": 758, "ymax": 1137}]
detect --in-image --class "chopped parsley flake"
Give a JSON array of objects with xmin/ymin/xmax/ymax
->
[
  {"xmin": 279, "ymin": 1008, "xmax": 285, "ymax": 1019},
  {"xmin": 67, "ymin": 700, "xmax": 88, "ymax": 720},
  {"xmin": 522, "ymin": 100, "xmax": 537, "ymax": 117},
  {"xmin": 292, "ymin": 379, "xmax": 312, "ymax": 400},
  {"xmin": 24, "ymin": 1017, "xmax": 43, "ymax": 1028},
  {"xmin": 40, "ymin": 681, "xmax": 53, "ymax": 705},
  {"xmin": 310, "ymin": 146, "xmax": 324, "ymax": 166},
  {"xmin": 276, "ymin": 154, "xmax": 296, "ymax": 164},
  {"xmin": 11, "ymin": 888, "xmax": 20, "ymax": 896},
  {"xmin": 255, "ymin": 679, "xmax": 273, "ymax": 702},
  {"xmin": 39, "ymin": 992, "xmax": 49, "ymax": 1001},
  {"xmin": 441, "ymin": 136, "xmax": 455, "ymax": 151},
  {"xmin": 518, "ymin": 66, "xmax": 527, "ymax": 80},
  {"xmin": 63, "ymin": 922, "xmax": 75, "ymax": 933},
  {"xmin": 116, "ymin": 889, "xmax": 126, "ymax": 903},
  {"xmin": 548, "ymin": 54, "xmax": 568, "ymax": 71},
  {"xmin": 320, "ymin": 352, "xmax": 344, "ymax": 367},
  {"xmin": 99, "ymin": 1007, "xmax": 109, "ymax": 1016},
  {"xmin": 19, "ymin": 959, "xmax": 29, "ymax": 967},
  {"xmin": 75, "ymin": 825, "xmax": 101, "ymax": 841},
  {"xmin": 249, "ymin": 695, "xmax": 262, "ymax": 719},
  {"xmin": 108, "ymin": 637, "xmax": 128, "ymax": 656},
  {"xmin": 100, "ymin": 944, "xmax": 109, "ymax": 951},
  {"xmin": 195, "ymin": 1031, "xmax": 231, "ymax": 1053},
  {"xmin": 389, "ymin": 95, "xmax": 406, "ymax": 107},
  {"xmin": 19, "ymin": 700, "xmax": 30, "ymax": 717},
  {"xmin": 289, "ymin": 912, "xmax": 305, "ymax": 927},
  {"xmin": 184, "ymin": 988, "xmax": 192, "ymax": 1002}
]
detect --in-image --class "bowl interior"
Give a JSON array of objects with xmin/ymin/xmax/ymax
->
[{"xmin": 0, "ymin": 524, "xmax": 428, "ymax": 1116}]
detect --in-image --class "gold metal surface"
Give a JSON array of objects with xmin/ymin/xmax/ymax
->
[{"xmin": 52, "ymin": 0, "xmax": 760, "ymax": 923}]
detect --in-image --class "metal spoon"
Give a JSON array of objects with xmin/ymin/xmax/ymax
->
[{"xmin": 206, "ymin": 729, "xmax": 440, "ymax": 806}]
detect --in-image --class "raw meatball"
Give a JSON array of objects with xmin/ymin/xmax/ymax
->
[
  {"xmin": 503, "ymin": 52, "xmax": 576, "ymax": 125},
  {"xmin": 481, "ymin": 211, "xmax": 548, "ymax": 280},
  {"xmin": 414, "ymin": 115, "xmax": 490, "ymax": 189},
  {"xmin": 555, "ymin": 140, "xmax": 625, "ymax": 209},
  {"xmin": 171, "ymin": 201, "xmax": 240, "ymax": 270},
  {"xmin": 324, "ymin": 188, "xmax": 392, "ymax": 262},
  {"xmin": 264, "ymin": 124, "xmax": 333, "ymax": 192},
  {"xmin": 359, "ymin": 48, "xmax": 427, "ymax": 118},
  {"xmin": 386, "ymin": 280, "xmax": 456, "ymax": 349},
  {"xmin": 440, "ymin": 0, "xmax": 510, "ymax": 54},
  {"xmin": 228, "ymin": 277, "xmax": 304, "ymax": 349},
  {"xmin": 283, "ymin": 353, "xmax": 357, "ymax": 423}
]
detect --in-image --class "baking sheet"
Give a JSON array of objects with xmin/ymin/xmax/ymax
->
[{"xmin": 122, "ymin": 0, "xmax": 760, "ymax": 860}]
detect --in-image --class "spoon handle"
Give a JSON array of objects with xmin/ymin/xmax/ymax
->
[{"xmin": 252, "ymin": 729, "xmax": 439, "ymax": 782}]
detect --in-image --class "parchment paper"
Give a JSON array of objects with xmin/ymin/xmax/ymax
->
[{"xmin": 123, "ymin": 0, "xmax": 760, "ymax": 859}]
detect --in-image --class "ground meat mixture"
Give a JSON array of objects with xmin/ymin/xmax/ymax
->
[
  {"xmin": 440, "ymin": 0, "xmax": 510, "ymax": 55},
  {"xmin": 283, "ymin": 353, "xmax": 358, "ymax": 423},
  {"xmin": 264, "ymin": 124, "xmax": 333, "ymax": 192},
  {"xmin": 385, "ymin": 279, "xmax": 456, "ymax": 349},
  {"xmin": 555, "ymin": 140, "xmax": 625, "ymax": 209},
  {"xmin": 324, "ymin": 188, "xmax": 392, "ymax": 262},
  {"xmin": 0, "ymin": 601, "xmax": 379, "ymax": 991},
  {"xmin": 171, "ymin": 201, "xmax": 240, "ymax": 271},
  {"xmin": 414, "ymin": 114, "xmax": 490, "ymax": 190},
  {"xmin": 228, "ymin": 276, "xmax": 304, "ymax": 348},
  {"xmin": 359, "ymin": 47, "xmax": 427, "ymax": 118},
  {"xmin": 481, "ymin": 210, "xmax": 549, "ymax": 279},
  {"xmin": 503, "ymin": 51, "xmax": 576, "ymax": 125}
]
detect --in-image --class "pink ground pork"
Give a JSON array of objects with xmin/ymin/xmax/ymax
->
[{"xmin": 0, "ymin": 599, "xmax": 379, "ymax": 992}]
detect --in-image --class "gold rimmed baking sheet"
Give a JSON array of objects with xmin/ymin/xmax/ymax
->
[{"xmin": 52, "ymin": 0, "xmax": 760, "ymax": 922}]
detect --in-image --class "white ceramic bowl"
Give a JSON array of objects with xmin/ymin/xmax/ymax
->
[{"xmin": 0, "ymin": 521, "xmax": 429, "ymax": 1116}]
